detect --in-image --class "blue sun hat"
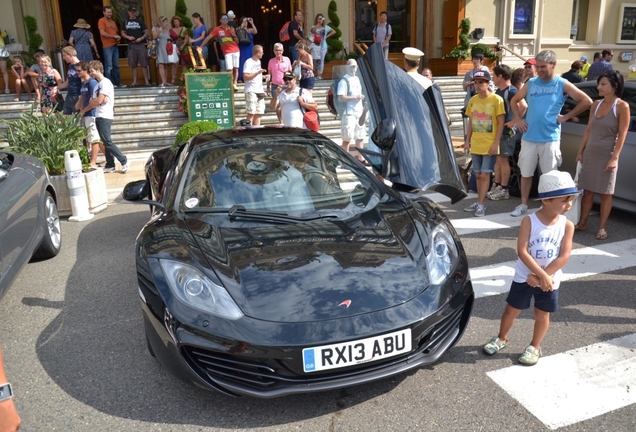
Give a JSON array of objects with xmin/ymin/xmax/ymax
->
[{"xmin": 534, "ymin": 170, "xmax": 582, "ymax": 200}]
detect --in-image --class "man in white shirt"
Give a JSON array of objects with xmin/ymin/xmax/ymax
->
[
  {"xmin": 269, "ymin": 70, "xmax": 317, "ymax": 128},
  {"xmin": 243, "ymin": 45, "xmax": 267, "ymax": 126},
  {"xmin": 337, "ymin": 59, "xmax": 366, "ymax": 159},
  {"xmin": 86, "ymin": 60, "xmax": 128, "ymax": 173}
]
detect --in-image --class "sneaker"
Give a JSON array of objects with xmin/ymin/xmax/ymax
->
[
  {"xmin": 511, "ymin": 204, "xmax": 528, "ymax": 217},
  {"xmin": 488, "ymin": 182, "xmax": 499, "ymax": 194},
  {"xmin": 483, "ymin": 337, "xmax": 508, "ymax": 355},
  {"xmin": 463, "ymin": 202, "xmax": 479, "ymax": 212},
  {"xmin": 475, "ymin": 204, "xmax": 486, "ymax": 217},
  {"xmin": 519, "ymin": 345, "xmax": 542, "ymax": 365},
  {"xmin": 486, "ymin": 185, "xmax": 502, "ymax": 200},
  {"xmin": 489, "ymin": 187, "xmax": 510, "ymax": 201},
  {"xmin": 121, "ymin": 162, "xmax": 129, "ymax": 173},
  {"xmin": 116, "ymin": 84, "xmax": 127, "ymax": 88},
  {"xmin": 103, "ymin": 167, "xmax": 116, "ymax": 173}
]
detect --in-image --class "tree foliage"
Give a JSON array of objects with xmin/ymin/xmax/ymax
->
[
  {"xmin": 444, "ymin": 18, "xmax": 471, "ymax": 59},
  {"xmin": 175, "ymin": 121, "xmax": 220, "ymax": 146},
  {"xmin": 175, "ymin": 0, "xmax": 193, "ymax": 35},
  {"xmin": 326, "ymin": 1, "xmax": 344, "ymax": 61},
  {"xmin": 23, "ymin": 16, "xmax": 44, "ymax": 65}
]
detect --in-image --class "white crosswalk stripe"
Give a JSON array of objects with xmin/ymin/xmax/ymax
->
[{"xmin": 439, "ymin": 203, "xmax": 636, "ymax": 429}]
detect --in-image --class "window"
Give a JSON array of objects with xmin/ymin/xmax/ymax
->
[
  {"xmin": 510, "ymin": 0, "xmax": 536, "ymax": 37},
  {"xmin": 571, "ymin": 0, "xmax": 589, "ymax": 41},
  {"xmin": 355, "ymin": 0, "xmax": 413, "ymax": 53}
]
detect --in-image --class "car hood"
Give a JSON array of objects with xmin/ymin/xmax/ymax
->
[
  {"xmin": 357, "ymin": 43, "xmax": 467, "ymax": 203},
  {"xmin": 185, "ymin": 202, "xmax": 431, "ymax": 323}
]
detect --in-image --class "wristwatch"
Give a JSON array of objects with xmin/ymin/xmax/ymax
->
[{"xmin": 0, "ymin": 382, "xmax": 13, "ymax": 402}]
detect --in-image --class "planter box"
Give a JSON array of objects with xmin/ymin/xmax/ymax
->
[
  {"xmin": 50, "ymin": 169, "xmax": 108, "ymax": 217},
  {"xmin": 429, "ymin": 58, "xmax": 495, "ymax": 77}
]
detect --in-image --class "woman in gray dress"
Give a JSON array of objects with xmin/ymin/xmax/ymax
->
[
  {"xmin": 575, "ymin": 70, "xmax": 629, "ymax": 240},
  {"xmin": 152, "ymin": 16, "xmax": 172, "ymax": 87}
]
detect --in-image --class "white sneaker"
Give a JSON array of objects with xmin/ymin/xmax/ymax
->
[
  {"xmin": 464, "ymin": 202, "xmax": 479, "ymax": 212},
  {"xmin": 511, "ymin": 204, "xmax": 528, "ymax": 217},
  {"xmin": 475, "ymin": 204, "xmax": 486, "ymax": 217},
  {"xmin": 487, "ymin": 185, "xmax": 502, "ymax": 200},
  {"xmin": 121, "ymin": 162, "xmax": 129, "ymax": 173}
]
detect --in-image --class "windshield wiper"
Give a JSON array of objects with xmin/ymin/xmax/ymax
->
[{"xmin": 227, "ymin": 205, "xmax": 337, "ymax": 224}]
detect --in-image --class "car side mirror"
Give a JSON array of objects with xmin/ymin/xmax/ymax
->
[
  {"xmin": 123, "ymin": 180, "xmax": 150, "ymax": 201},
  {"xmin": 372, "ymin": 118, "xmax": 397, "ymax": 151}
]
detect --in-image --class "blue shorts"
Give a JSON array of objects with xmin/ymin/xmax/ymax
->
[
  {"xmin": 506, "ymin": 281, "xmax": 559, "ymax": 313},
  {"xmin": 471, "ymin": 154, "xmax": 497, "ymax": 173}
]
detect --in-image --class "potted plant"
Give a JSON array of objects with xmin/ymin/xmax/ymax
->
[
  {"xmin": 175, "ymin": 120, "xmax": 220, "ymax": 147},
  {"xmin": 322, "ymin": 0, "xmax": 345, "ymax": 80},
  {"xmin": 3, "ymin": 108, "xmax": 108, "ymax": 216},
  {"xmin": 430, "ymin": 18, "xmax": 497, "ymax": 76}
]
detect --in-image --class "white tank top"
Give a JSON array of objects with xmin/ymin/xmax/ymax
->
[{"xmin": 513, "ymin": 213, "xmax": 567, "ymax": 290}]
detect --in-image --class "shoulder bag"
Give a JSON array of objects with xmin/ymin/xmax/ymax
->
[
  {"xmin": 237, "ymin": 27, "xmax": 251, "ymax": 45},
  {"xmin": 299, "ymin": 88, "xmax": 320, "ymax": 132}
]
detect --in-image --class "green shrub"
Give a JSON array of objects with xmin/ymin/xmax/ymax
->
[
  {"xmin": 471, "ymin": 43, "xmax": 498, "ymax": 61},
  {"xmin": 3, "ymin": 108, "xmax": 89, "ymax": 175},
  {"xmin": 175, "ymin": 0, "xmax": 193, "ymax": 35},
  {"xmin": 23, "ymin": 16, "xmax": 44, "ymax": 65},
  {"xmin": 326, "ymin": 1, "xmax": 344, "ymax": 61},
  {"xmin": 175, "ymin": 121, "xmax": 220, "ymax": 145},
  {"xmin": 445, "ymin": 18, "xmax": 471, "ymax": 59}
]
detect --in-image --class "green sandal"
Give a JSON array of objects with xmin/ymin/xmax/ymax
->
[
  {"xmin": 483, "ymin": 336, "xmax": 508, "ymax": 355},
  {"xmin": 519, "ymin": 345, "xmax": 542, "ymax": 365}
]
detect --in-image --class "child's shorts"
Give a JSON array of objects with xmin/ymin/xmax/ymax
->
[
  {"xmin": 471, "ymin": 153, "xmax": 496, "ymax": 173},
  {"xmin": 506, "ymin": 281, "xmax": 558, "ymax": 313}
]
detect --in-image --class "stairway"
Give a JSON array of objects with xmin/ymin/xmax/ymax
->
[{"xmin": 0, "ymin": 76, "xmax": 466, "ymax": 152}]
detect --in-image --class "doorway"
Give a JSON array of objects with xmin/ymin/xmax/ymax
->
[
  {"xmin": 58, "ymin": 0, "xmax": 105, "ymax": 52},
  {"xmin": 223, "ymin": 0, "xmax": 292, "ymax": 66}
]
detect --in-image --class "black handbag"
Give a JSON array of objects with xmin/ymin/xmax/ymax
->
[{"xmin": 237, "ymin": 28, "xmax": 251, "ymax": 45}]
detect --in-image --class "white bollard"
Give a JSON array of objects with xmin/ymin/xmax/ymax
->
[{"xmin": 65, "ymin": 150, "xmax": 94, "ymax": 222}]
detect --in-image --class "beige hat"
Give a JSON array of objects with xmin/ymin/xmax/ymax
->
[
  {"xmin": 403, "ymin": 47, "xmax": 424, "ymax": 61},
  {"xmin": 73, "ymin": 19, "xmax": 91, "ymax": 29}
]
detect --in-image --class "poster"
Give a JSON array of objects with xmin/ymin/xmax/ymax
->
[
  {"xmin": 184, "ymin": 72, "xmax": 235, "ymax": 129},
  {"xmin": 618, "ymin": 4, "xmax": 636, "ymax": 43}
]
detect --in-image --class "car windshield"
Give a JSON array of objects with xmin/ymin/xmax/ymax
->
[{"xmin": 180, "ymin": 138, "xmax": 384, "ymax": 217}]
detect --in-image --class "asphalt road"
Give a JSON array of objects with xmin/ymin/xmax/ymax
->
[{"xmin": 1, "ymin": 196, "xmax": 635, "ymax": 431}]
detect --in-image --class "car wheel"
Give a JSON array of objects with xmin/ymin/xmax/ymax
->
[{"xmin": 33, "ymin": 192, "xmax": 62, "ymax": 259}]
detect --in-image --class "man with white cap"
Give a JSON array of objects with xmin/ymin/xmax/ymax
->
[
  {"xmin": 402, "ymin": 47, "xmax": 432, "ymax": 89},
  {"xmin": 226, "ymin": 10, "xmax": 237, "ymax": 29},
  {"xmin": 338, "ymin": 59, "xmax": 366, "ymax": 161}
]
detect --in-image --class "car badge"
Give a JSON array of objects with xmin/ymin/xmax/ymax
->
[{"xmin": 339, "ymin": 300, "xmax": 352, "ymax": 308}]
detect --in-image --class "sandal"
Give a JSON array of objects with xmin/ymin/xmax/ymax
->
[
  {"xmin": 574, "ymin": 224, "xmax": 587, "ymax": 232},
  {"xmin": 13, "ymin": 98, "xmax": 19, "ymax": 102},
  {"xmin": 519, "ymin": 345, "xmax": 542, "ymax": 366},
  {"xmin": 483, "ymin": 336, "xmax": 508, "ymax": 355},
  {"xmin": 596, "ymin": 228, "xmax": 608, "ymax": 240}
]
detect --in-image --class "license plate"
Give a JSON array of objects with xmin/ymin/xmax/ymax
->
[{"xmin": 302, "ymin": 328, "xmax": 412, "ymax": 373}]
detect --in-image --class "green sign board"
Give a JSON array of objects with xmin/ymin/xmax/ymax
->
[{"xmin": 184, "ymin": 72, "xmax": 235, "ymax": 128}]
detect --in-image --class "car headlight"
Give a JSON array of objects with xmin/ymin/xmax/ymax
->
[
  {"xmin": 426, "ymin": 222, "xmax": 460, "ymax": 285},
  {"xmin": 159, "ymin": 260, "xmax": 243, "ymax": 320}
]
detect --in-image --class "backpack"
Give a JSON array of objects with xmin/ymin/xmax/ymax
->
[
  {"xmin": 279, "ymin": 21, "xmax": 291, "ymax": 42},
  {"xmin": 326, "ymin": 76, "xmax": 350, "ymax": 117},
  {"xmin": 237, "ymin": 27, "xmax": 251, "ymax": 45}
]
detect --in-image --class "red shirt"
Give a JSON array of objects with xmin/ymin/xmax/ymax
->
[{"xmin": 211, "ymin": 26, "xmax": 239, "ymax": 55}]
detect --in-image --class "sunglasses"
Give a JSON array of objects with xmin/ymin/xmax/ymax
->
[
  {"xmin": 525, "ymin": 65, "xmax": 534, "ymax": 68},
  {"xmin": 283, "ymin": 77, "xmax": 293, "ymax": 81},
  {"xmin": 221, "ymin": 17, "xmax": 228, "ymax": 21}
]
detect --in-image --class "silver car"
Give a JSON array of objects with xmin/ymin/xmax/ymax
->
[{"xmin": 561, "ymin": 81, "xmax": 636, "ymax": 214}]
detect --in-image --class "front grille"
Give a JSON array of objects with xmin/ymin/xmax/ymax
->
[{"xmin": 182, "ymin": 303, "xmax": 466, "ymax": 391}]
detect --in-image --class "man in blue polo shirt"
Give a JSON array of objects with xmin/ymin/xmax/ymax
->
[{"xmin": 509, "ymin": 50, "xmax": 592, "ymax": 217}]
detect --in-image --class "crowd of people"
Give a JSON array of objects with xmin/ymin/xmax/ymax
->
[{"xmin": 460, "ymin": 48, "xmax": 627, "ymax": 243}]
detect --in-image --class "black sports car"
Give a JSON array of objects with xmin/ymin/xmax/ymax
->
[
  {"xmin": 0, "ymin": 151, "xmax": 62, "ymax": 300},
  {"xmin": 123, "ymin": 44, "xmax": 473, "ymax": 397}
]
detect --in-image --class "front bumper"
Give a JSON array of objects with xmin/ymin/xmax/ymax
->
[{"xmin": 141, "ymin": 277, "xmax": 474, "ymax": 398}]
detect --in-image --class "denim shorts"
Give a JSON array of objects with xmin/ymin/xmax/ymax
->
[
  {"xmin": 471, "ymin": 154, "xmax": 497, "ymax": 173},
  {"xmin": 506, "ymin": 281, "xmax": 559, "ymax": 313}
]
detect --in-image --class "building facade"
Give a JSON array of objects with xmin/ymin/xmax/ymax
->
[{"xmin": 1, "ymin": 0, "xmax": 634, "ymax": 76}]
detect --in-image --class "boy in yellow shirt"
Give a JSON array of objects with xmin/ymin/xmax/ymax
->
[{"xmin": 462, "ymin": 70, "xmax": 505, "ymax": 217}]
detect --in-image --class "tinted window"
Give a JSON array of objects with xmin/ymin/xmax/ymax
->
[
  {"xmin": 563, "ymin": 83, "xmax": 636, "ymax": 130},
  {"xmin": 181, "ymin": 139, "xmax": 383, "ymax": 217}
]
